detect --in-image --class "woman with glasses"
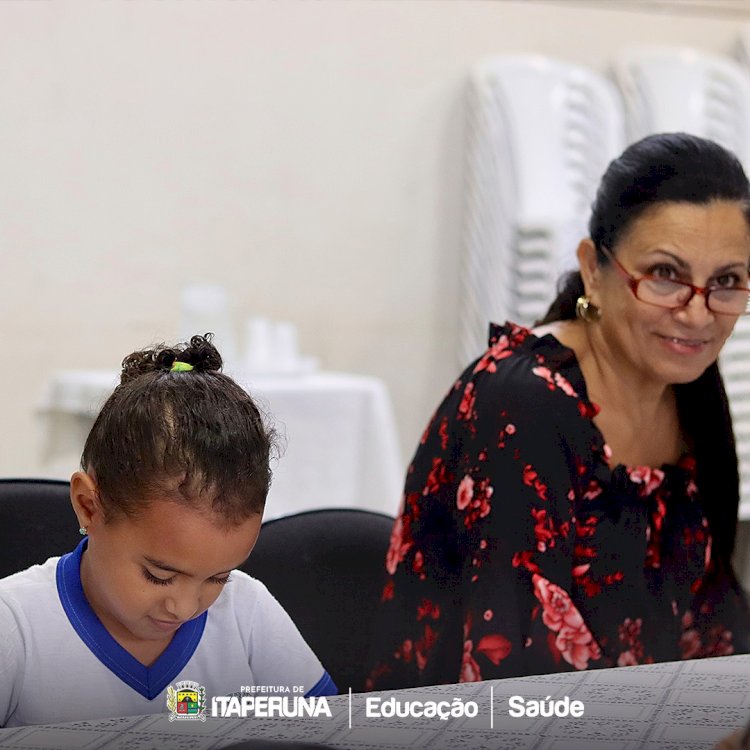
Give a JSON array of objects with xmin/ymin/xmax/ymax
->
[{"xmin": 367, "ymin": 132, "xmax": 750, "ymax": 689}]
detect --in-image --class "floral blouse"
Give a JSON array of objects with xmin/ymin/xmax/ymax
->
[{"xmin": 367, "ymin": 322, "xmax": 749, "ymax": 689}]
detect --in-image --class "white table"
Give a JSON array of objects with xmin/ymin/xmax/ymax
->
[
  {"xmin": 37, "ymin": 369, "xmax": 404, "ymax": 520},
  {"xmin": 0, "ymin": 655, "xmax": 747, "ymax": 748}
]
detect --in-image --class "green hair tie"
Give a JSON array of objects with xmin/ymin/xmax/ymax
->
[{"xmin": 171, "ymin": 361, "xmax": 194, "ymax": 372}]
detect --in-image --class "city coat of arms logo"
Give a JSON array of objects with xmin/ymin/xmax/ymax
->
[{"xmin": 167, "ymin": 680, "xmax": 207, "ymax": 721}]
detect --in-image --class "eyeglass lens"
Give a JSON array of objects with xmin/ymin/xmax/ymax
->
[{"xmin": 638, "ymin": 278, "xmax": 750, "ymax": 314}]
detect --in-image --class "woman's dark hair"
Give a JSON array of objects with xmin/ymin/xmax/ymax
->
[
  {"xmin": 539, "ymin": 132, "xmax": 750, "ymax": 568},
  {"xmin": 81, "ymin": 333, "xmax": 275, "ymax": 526}
]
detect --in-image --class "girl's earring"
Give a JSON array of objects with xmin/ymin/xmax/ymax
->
[{"xmin": 78, "ymin": 526, "xmax": 88, "ymax": 536}]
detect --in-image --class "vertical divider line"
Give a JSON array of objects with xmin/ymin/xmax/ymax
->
[
  {"xmin": 348, "ymin": 687, "xmax": 352, "ymax": 729},
  {"xmin": 490, "ymin": 685, "xmax": 494, "ymax": 729}
]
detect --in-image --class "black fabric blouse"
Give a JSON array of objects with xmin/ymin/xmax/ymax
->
[{"xmin": 367, "ymin": 322, "xmax": 749, "ymax": 689}]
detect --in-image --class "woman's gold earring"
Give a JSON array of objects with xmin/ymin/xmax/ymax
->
[{"xmin": 575, "ymin": 295, "xmax": 601, "ymax": 322}]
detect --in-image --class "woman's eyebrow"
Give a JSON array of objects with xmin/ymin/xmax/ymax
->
[
  {"xmin": 644, "ymin": 249, "xmax": 689, "ymax": 268},
  {"xmin": 646, "ymin": 249, "xmax": 747, "ymax": 274}
]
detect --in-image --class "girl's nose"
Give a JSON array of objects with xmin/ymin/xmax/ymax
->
[{"xmin": 164, "ymin": 593, "xmax": 200, "ymax": 622}]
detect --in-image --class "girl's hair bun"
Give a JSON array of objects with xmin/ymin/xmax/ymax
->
[{"xmin": 120, "ymin": 333, "xmax": 223, "ymax": 384}]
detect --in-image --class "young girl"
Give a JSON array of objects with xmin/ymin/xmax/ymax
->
[{"xmin": 0, "ymin": 335, "xmax": 336, "ymax": 727}]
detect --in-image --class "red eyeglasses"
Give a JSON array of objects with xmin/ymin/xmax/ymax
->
[{"xmin": 600, "ymin": 246, "xmax": 750, "ymax": 316}]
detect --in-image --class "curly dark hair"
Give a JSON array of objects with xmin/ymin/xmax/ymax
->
[{"xmin": 81, "ymin": 333, "xmax": 275, "ymax": 525}]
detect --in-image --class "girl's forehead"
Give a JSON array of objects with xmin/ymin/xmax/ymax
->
[{"xmin": 110, "ymin": 500, "xmax": 262, "ymax": 572}]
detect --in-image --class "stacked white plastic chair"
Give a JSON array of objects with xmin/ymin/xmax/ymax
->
[
  {"xmin": 460, "ymin": 56, "xmax": 624, "ymax": 365},
  {"xmin": 615, "ymin": 46, "xmax": 750, "ymax": 517}
]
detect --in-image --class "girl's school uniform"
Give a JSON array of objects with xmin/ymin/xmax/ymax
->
[{"xmin": 0, "ymin": 540, "xmax": 336, "ymax": 727}]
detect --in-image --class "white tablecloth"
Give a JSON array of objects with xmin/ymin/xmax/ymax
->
[{"xmin": 37, "ymin": 370, "xmax": 404, "ymax": 520}]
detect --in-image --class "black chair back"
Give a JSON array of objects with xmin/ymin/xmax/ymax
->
[
  {"xmin": 241, "ymin": 508, "xmax": 393, "ymax": 694},
  {"xmin": 0, "ymin": 484, "xmax": 396, "ymax": 695},
  {"xmin": 0, "ymin": 478, "xmax": 80, "ymax": 579}
]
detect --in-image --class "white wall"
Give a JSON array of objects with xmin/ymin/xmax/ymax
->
[{"xmin": 1, "ymin": 0, "xmax": 748, "ymax": 481}]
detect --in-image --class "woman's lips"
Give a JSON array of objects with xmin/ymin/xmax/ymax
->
[{"xmin": 657, "ymin": 333, "xmax": 710, "ymax": 354}]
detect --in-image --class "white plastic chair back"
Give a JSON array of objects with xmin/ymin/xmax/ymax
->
[
  {"xmin": 614, "ymin": 46, "xmax": 750, "ymax": 164},
  {"xmin": 459, "ymin": 55, "xmax": 624, "ymax": 363}
]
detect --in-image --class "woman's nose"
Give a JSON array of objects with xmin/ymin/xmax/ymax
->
[{"xmin": 673, "ymin": 289, "xmax": 714, "ymax": 325}]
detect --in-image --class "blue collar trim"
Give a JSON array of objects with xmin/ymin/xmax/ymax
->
[
  {"xmin": 56, "ymin": 538, "xmax": 206, "ymax": 700},
  {"xmin": 305, "ymin": 671, "xmax": 337, "ymax": 697}
]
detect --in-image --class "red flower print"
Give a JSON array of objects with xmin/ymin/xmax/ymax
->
[
  {"xmin": 417, "ymin": 599, "xmax": 440, "ymax": 621},
  {"xmin": 415, "ymin": 624, "xmax": 438, "ymax": 671},
  {"xmin": 476, "ymin": 483, "xmax": 493, "ymax": 517},
  {"xmin": 412, "ymin": 550, "xmax": 425, "ymax": 579},
  {"xmin": 645, "ymin": 496, "xmax": 667, "ymax": 569},
  {"xmin": 438, "ymin": 416, "xmax": 450, "ymax": 449},
  {"xmin": 459, "ymin": 640, "xmax": 482, "ymax": 682},
  {"xmin": 533, "ymin": 574, "xmax": 583, "ymax": 632},
  {"xmin": 627, "ymin": 466, "xmax": 665, "ymax": 496},
  {"xmin": 506, "ymin": 423, "xmax": 516, "ymax": 435},
  {"xmin": 602, "ymin": 571, "xmax": 624, "ymax": 586},
  {"xmin": 424, "ymin": 457, "xmax": 451, "ymax": 496},
  {"xmin": 680, "ymin": 611, "xmax": 704, "ymax": 659},
  {"xmin": 385, "ymin": 516, "xmax": 413, "ymax": 575},
  {"xmin": 553, "ymin": 372, "xmax": 578, "ymax": 397},
  {"xmin": 680, "ymin": 627, "xmax": 701, "ymax": 659},
  {"xmin": 530, "ymin": 367, "xmax": 579, "ymax": 398},
  {"xmin": 578, "ymin": 401, "xmax": 600, "ymax": 419},
  {"xmin": 574, "ymin": 544, "xmax": 597, "ymax": 560},
  {"xmin": 705, "ymin": 626, "xmax": 734, "ymax": 657},
  {"xmin": 523, "ymin": 465, "xmax": 538, "ymax": 486},
  {"xmin": 532, "ymin": 366, "xmax": 555, "ymax": 390},
  {"xmin": 395, "ymin": 639, "xmax": 413, "ymax": 662},
  {"xmin": 522, "ymin": 464, "xmax": 548, "ymax": 500},
  {"xmin": 457, "ymin": 475, "xmax": 474, "ymax": 510},
  {"xmin": 582, "ymin": 480, "xmax": 603, "ymax": 500},
  {"xmin": 365, "ymin": 664, "xmax": 391, "ymax": 691},
  {"xmin": 576, "ymin": 515, "xmax": 599, "ymax": 538},
  {"xmin": 381, "ymin": 580, "xmax": 395, "ymax": 602},
  {"xmin": 473, "ymin": 335, "xmax": 514, "ymax": 374},
  {"xmin": 483, "ymin": 609, "xmax": 493, "ymax": 621},
  {"xmin": 555, "ymin": 624, "xmax": 602, "ymax": 670},
  {"xmin": 458, "ymin": 382, "xmax": 476, "ymax": 421},
  {"xmin": 459, "ymin": 477, "xmax": 494, "ymax": 528},
  {"xmin": 617, "ymin": 617, "xmax": 644, "ymax": 665},
  {"xmin": 680, "ymin": 612, "xmax": 735, "ymax": 659},
  {"xmin": 475, "ymin": 634, "xmax": 512, "ymax": 665},
  {"xmin": 533, "ymin": 574, "xmax": 601, "ymax": 670},
  {"xmin": 512, "ymin": 549, "xmax": 540, "ymax": 574},
  {"xmin": 617, "ymin": 650, "xmax": 638, "ymax": 666},
  {"xmin": 531, "ymin": 507, "xmax": 555, "ymax": 552},
  {"xmin": 579, "ymin": 577, "xmax": 602, "ymax": 597}
]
